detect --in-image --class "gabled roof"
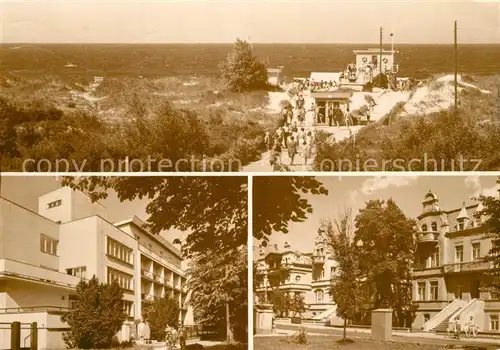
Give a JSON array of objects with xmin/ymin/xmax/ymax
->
[{"xmin": 457, "ymin": 203, "xmax": 470, "ymax": 220}]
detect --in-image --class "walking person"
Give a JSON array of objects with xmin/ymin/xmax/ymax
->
[
  {"xmin": 178, "ymin": 325, "xmax": 187, "ymax": 350},
  {"xmin": 287, "ymin": 136, "xmax": 298, "ymax": 166},
  {"xmin": 303, "ymin": 140, "xmax": 311, "ymax": 166},
  {"xmin": 264, "ymin": 131, "xmax": 272, "ymax": 151}
]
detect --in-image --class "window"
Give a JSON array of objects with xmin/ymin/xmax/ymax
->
[
  {"xmin": 455, "ymin": 245, "xmax": 464, "ymax": 263},
  {"xmin": 107, "ymin": 237, "xmax": 133, "ymax": 265},
  {"xmin": 40, "ymin": 234, "xmax": 58, "ymax": 255},
  {"xmin": 431, "ymin": 222, "xmax": 438, "ymax": 231},
  {"xmin": 320, "ymin": 269, "xmax": 325, "ymax": 279},
  {"xmin": 417, "ymin": 282, "xmax": 426, "ymax": 301},
  {"xmin": 430, "ymin": 281, "xmax": 439, "ymax": 301},
  {"xmin": 107, "ymin": 267, "xmax": 133, "ymax": 291},
  {"xmin": 490, "ymin": 315, "xmax": 499, "ymax": 331},
  {"xmin": 421, "ymin": 224, "xmax": 428, "ymax": 232},
  {"xmin": 66, "ymin": 266, "xmax": 87, "ymax": 279},
  {"xmin": 122, "ymin": 301, "xmax": 134, "ymax": 317},
  {"xmin": 458, "ymin": 218, "xmax": 466, "ymax": 231},
  {"xmin": 330, "ymin": 267, "xmax": 336, "ymax": 277},
  {"xmin": 69, "ymin": 295, "xmax": 78, "ymax": 309},
  {"xmin": 431, "ymin": 247, "xmax": 440, "ymax": 267},
  {"xmin": 295, "ymin": 275, "xmax": 301, "ymax": 283},
  {"xmin": 47, "ymin": 199, "xmax": 62, "ymax": 209},
  {"xmin": 472, "ymin": 243, "xmax": 481, "ymax": 261},
  {"xmin": 315, "ymin": 290, "xmax": 324, "ymax": 303}
]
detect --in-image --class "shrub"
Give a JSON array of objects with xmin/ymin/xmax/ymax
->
[
  {"xmin": 61, "ymin": 277, "xmax": 127, "ymax": 349},
  {"xmin": 143, "ymin": 296, "xmax": 180, "ymax": 341}
]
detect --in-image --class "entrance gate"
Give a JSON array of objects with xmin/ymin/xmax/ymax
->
[{"xmin": 0, "ymin": 322, "xmax": 38, "ymax": 350}]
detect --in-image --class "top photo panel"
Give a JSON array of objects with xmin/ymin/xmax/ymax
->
[{"xmin": 1, "ymin": 0, "xmax": 499, "ymax": 173}]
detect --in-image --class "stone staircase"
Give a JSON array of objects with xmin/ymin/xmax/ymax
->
[{"xmin": 432, "ymin": 309, "xmax": 461, "ymax": 333}]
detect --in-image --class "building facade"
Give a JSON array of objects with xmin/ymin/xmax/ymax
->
[
  {"xmin": 412, "ymin": 182, "xmax": 500, "ymax": 334},
  {"xmin": 255, "ymin": 230, "xmax": 341, "ymax": 322},
  {"xmin": 0, "ymin": 187, "xmax": 192, "ymax": 349}
]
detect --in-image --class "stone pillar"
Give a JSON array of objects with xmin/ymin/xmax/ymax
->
[
  {"xmin": 371, "ymin": 309, "xmax": 392, "ymax": 341},
  {"xmin": 255, "ymin": 304, "xmax": 274, "ymax": 335}
]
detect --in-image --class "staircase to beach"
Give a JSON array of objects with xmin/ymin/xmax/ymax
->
[{"xmin": 386, "ymin": 73, "xmax": 399, "ymax": 91}]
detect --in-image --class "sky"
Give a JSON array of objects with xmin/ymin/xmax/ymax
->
[
  {"xmin": 0, "ymin": 176, "xmax": 186, "ymax": 244},
  {"xmin": 256, "ymin": 175, "xmax": 500, "ymax": 253},
  {"xmin": 1, "ymin": 0, "xmax": 499, "ymax": 44}
]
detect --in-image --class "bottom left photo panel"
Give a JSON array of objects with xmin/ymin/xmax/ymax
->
[{"xmin": 0, "ymin": 175, "xmax": 249, "ymax": 350}]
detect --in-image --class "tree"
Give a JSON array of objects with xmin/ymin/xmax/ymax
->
[
  {"xmin": 289, "ymin": 293, "xmax": 307, "ymax": 318},
  {"xmin": 186, "ymin": 247, "xmax": 247, "ymax": 343},
  {"xmin": 476, "ymin": 187, "xmax": 500, "ymax": 295},
  {"xmin": 253, "ymin": 177, "xmax": 328, "ymax": 242},
  {"xmin": 143, "ymin": 297, "xmax": 180, "ymax": 341},
  {"xmin": 354, "ymin": 199, "xmax": 417, "ymax": 327},
  {"xmin": 323, "ymin": 209, "xmax": 363, "ymax": 342},
  {"xmin": 268, "ymin": 289, "xmax": 290, "ymax": 317},
  {"xmin": 219, "ymin": 38, "xmax": 269, "ymax": 92},
  {"xmin": 61, "ymin": 276, "xmax": 127, "ymax": 349}
]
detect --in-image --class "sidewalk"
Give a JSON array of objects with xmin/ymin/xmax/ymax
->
[{"xmin": 272, "ymin": 322, "xmax": 500, "ymax": 346}]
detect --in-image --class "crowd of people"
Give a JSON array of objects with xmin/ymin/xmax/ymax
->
[{"xmin": 264, "ymin": 89, "xmax": 316, "ymax": 170}]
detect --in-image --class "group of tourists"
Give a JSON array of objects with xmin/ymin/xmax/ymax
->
[
  {"xmin": 264, "ymin": 88, "xmax": 317, "ymax": 169},
  {"xmin": 165, "ymin": 324, "xmax": 187, "ymax": 350},
  {"xmin": 448, "ymin": 316, "xmax": 478, "ymax": 340}
]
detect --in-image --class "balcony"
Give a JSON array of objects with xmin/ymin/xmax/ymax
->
[
  {"xmin": 278, "ymin": 283, "xmax": 311, "ymax": 291},
  {"xmin": 442, "ymin": 260, "xmax": 494, "ymax": 274},
  {"xmin": 417, "ymin": 232, "xmax": 438, "ymax": 244},
  {"xmin": 312, "ymin": 255, "xmax": 326, "ymax": 265},
  {"xmin": 413, "ymin": 266, "xmax": 443, "ymax": 277},
  {"xmin": 0, "ymin": 258, "xmax": 80, "ymax": 289}
]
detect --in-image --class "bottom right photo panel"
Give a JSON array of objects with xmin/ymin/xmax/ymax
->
[{"xmin": 252, "ymin": 175, "xmax": 500, "ymax": 349}]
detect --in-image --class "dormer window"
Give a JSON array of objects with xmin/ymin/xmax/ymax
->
[
  {"xmin": 431, "ymin": 222, "xmax": 438, "ymax": 231},
  {"xmin": 458, "ymin": 218, "xmax": 466, "ymax": 231},
  {"xmin": 421, "ymin": 224, "xmax": 428, "ymax": 232}
]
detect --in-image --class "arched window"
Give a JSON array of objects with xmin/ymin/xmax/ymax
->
[
  {"xmin": 431, "ymin": 222, "xmax": 438, "ymax": 231},
  {"xmin": 421, "ymin": 224, "xmax": 428, "ymax": 232},
  {"xmin": 315, "ymin": 290, "xmax": 324, "ymax": 303},
  {"xmin": 295, "ymin": 275, "xmax": 301, "ymax": 283}
]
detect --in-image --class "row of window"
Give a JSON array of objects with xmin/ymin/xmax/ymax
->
[
  {"xmin": 40, "ymin": 234, "xmax": 58, "ymax": 255},
  {"xmin": 418, "ymin": 242, "xmax": 482, "ymax": 269},
  {"xmin": 421, "ymin": 218, "xmax": 481, "ymax": 233},
  {"xmin": 107, "ymin": 267, "xmax": 134, "ymax": 291},
  {"xmin": 417, "ymin": 281, "xmax": 439, "ymax": 301},
  {"xmin": 66, "ymin": 266, "xmax": 87, "ymax": 279},
  {"xmin": 107, "ymin": 237, "xmax": 133, "ymax": 265},
  {"xmin": 47, "ymin": 199, "xmax": 62, "ymax": 209}
]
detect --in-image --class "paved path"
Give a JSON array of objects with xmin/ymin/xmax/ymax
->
[{"xmin": 272, "ymin": 322, "xmax": 500, "ymax": 348}]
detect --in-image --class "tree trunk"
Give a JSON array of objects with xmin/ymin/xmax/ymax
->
[
  {"xmin": 226, "ymin": 301, "xmax": 234, "ymax": 343},
  {"xmin": 343, "ymin": 317, "xmax": 347, "ymax": 340}
]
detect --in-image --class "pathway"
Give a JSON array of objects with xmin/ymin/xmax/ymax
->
[{"xmin": 272, "ymin": 322, "xmax": 500, "ymax": 347}]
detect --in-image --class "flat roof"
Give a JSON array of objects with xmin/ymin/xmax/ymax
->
[
  {"xmin": 311, "ymin": 90, "xmax": 353, "ymax": 99},
  {"xmin": 354, "ymin": 49, "xmax": 396, "ymax": 54}
]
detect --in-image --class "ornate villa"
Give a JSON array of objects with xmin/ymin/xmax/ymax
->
[{"xmin": 413, "ymin": 178, "xmax": 500, "ymax": 334}]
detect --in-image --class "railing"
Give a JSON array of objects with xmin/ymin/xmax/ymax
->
[
  {"xmin": 449, "ymin": 298, "xmax": 485, "ymax": 332},
  {"xmin": 416, "ymin": 232, "xmax": 438, "ymax": 244},
  {"xmin": 312, "ymin": 255, "xmax": 326, "ymax": 264},
  {"xmin": 442, "ymin": 260, "xmax": 493, "ymax": 273},
  {"xmin": 0, "ymin": 259, "xmax": 80, "ymax": 288},
  {"xmin": 138, "ymin": 245, "xmax": 183, "ymax": 275},
  {"xmin": 0, "ymin": 306, "xmax": 72, "ymax": 314},
  {"xmin": 422, "ymin": 299, "xmax": 466, "ymax": 331}
]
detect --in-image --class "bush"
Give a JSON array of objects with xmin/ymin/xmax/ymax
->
[
  {"xmin": 61, "ymin": 277, "xmax": 127, "ymax": 349},
  {"xmin": 143, "ymin": 296, "xmax": 180, "ymax": 341}
]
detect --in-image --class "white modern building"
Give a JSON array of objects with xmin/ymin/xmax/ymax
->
[{"xmin": 0, "ymin": 187, "xmax": 192, "ymax": 349}]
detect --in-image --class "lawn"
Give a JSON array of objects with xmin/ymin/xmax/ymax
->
[{"xmin": 254, "ymin": 336, "xmax": 448, "ymax": 350}]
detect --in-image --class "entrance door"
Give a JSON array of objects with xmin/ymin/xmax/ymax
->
[
  {"xmin": 456, "ymin": 285, "xmax": 462, "ymax": 299},
  {"xmin": 470, "ymin": 280, "xmax": 480, "ymax": 299}
]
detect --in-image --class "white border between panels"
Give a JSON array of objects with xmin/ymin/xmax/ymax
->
[{"xmin": 247, "ymin": 175, "xmax": 254, "ymax": 349}]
